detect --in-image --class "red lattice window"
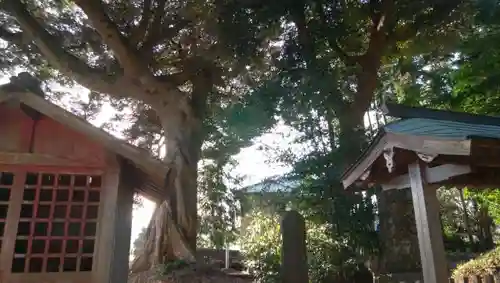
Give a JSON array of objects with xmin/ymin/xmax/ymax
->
[
  {"xmin": 11, "ymin": 172, "xmax": 101, "ymax": 273},
  {"xmin": 0, "ymin": 171, "xmax": 14, "ymax": 253}
]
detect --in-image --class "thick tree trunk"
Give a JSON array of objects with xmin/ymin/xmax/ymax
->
[
  {"xmin": 128, "ymin": 94, "xmax": 251, "ymax": 283},
  {"xmin": 128, "ymin": 102, "xmax": 203, "ymax": 277}
]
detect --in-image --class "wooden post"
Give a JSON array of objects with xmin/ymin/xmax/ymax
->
[
  {"xmin": 94, "ymin": 157, "xmax": 134, "ymax": 283},
  {"xmin": 280, "ymin": 210, "xmax": 308, "ymax": 283},
  {"xmin": 408, "ymin": 162, "xmax": 449, "ymax": 283}
]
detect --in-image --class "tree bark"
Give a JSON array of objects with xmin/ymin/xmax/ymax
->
[
  {"xmin": 160, "ymin": 105, "xmax": 203, "ymax": 255},
  {"xmin": 458, "ymin": 187, "xmax": 474, "ymax": 246},
  {"xmin": 129, "ymin": 102, "xmax": 204, "ymax": 281}
]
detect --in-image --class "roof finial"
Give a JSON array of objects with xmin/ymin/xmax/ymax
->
[{"xmin": 10, "ymin": 72, "xmax": 45, "ymax": 99}]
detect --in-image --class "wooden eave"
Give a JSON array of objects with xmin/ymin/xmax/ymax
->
[
  {"xmin": 342, "ymin": 104, "xmax": 500, "ymax": 190},
  {"xmin": 342, "ymin": 130, "xmax": 472, "ymax": 188},
  {"xmin": 342, "ymin": 134, "xmax": 500, "ymax": 190},
  {"xmin": 0, "ymin": 91, "xmax": 168, "ymax": 200}
]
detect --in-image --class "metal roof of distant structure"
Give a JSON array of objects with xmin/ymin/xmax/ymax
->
[
  {"xmin": 241, "ymin": 175, "xmax": 299, "ymax": 193},
  {"xmin": 342, "ymin": 103, "xmax": 500, "ymax": 189}
]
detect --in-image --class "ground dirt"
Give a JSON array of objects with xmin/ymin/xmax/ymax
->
[{"xmin": 129, "ymin": 264, "xmax": 253, "ymax": 283}]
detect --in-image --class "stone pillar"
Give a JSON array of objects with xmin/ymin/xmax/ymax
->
[
  {"xmin": 280, "ymin": 210, "xmax": 308, "ymax": 283},
  {"xmin": 377, "ymin": 188, "xmax": 421, "ymax": 281}
]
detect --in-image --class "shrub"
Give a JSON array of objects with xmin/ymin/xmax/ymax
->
[{"xmin": 452, "ymin": 247, "xmax": 500, "ymax": 279}]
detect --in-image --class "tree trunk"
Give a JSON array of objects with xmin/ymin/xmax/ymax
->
[
  {"xmin": 337, "ymin": 67, "xmax": 421, "ymax": 279},
  {"xmin": 129, "ymin": 102, "xmax": 202, "ymax": 276},
  {"xmin": 458, "ymin": 187, "xmax": 474, "ymax": 247},
  {"xmin": 478, "ymin": 205, "xmax": 494, "ymax": 252}
]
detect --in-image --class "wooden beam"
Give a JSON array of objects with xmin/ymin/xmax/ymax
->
[
  {"xmin": 381, "ymin": 164, "xmax": 472, "ymax": 191},
  {"xmin": 408, "ymin": 162, "xmax": 449, "ymax": 283},
  {"xmin": 436, "ymin": 169, "xmax": 500, "ymax": 188},
  {"xmin": 0, "ymin": 91, "xmax": 22, "ymax": 104},
  {"xmin": 18, "ymin": 92, "xmax": 168, "ymax": 185},
  {"xmin": 343, "ymin": 132, "xmax": 472, "ymax": 189},
  {"xmin": 0, "ymin": 172, "xmax": 25, "ymax": 276},
  {"xmin": 387, "ymin": 132, "xmax": 471, "ymax": 156},
  {"xmin": 0, "ymin": 152, "xmax": 101, "ymax": 167}
]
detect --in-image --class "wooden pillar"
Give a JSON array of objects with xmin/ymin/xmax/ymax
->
[
  {"xmin": 280, "ymin": 210, "xmax": 308, "ymax": 283},
  {"xmin": 94, "ymin": 157, "xmax": 134, "ymax": 283},
  {"xmin": 408, "ymin": 162, "xmax": 449, "ymax": 283}
]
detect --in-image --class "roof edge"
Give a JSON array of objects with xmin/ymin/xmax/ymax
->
[
  {"xmin": 0, "ymin": 90, "xmax": 169, "ymax": 196},
  {"xmin": 341, "ymin": 131, "xmax": 473, "ymax": 189},
  {"xmin": 341, "ymin": 132, "xmax": 388, "ymax": 189},
  {"xmin": 382, "ymin": 103, "xmax": 500, "ymax": 126}
]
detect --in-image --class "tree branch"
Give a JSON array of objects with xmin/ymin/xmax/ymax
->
[
  {"xmin": 73, "ymin": 0, "xmax": 184, "ymax": 105},
  {"xmin": 0, "ymin": 26, "xmax": 23, "ymax": 44},
  {"xmin": 130, "ymin": 0, "xmax": 153, "ymax": 47},
  {"xmin": 3, "ymin": 0, "xmax": 127, "ymax": 96},
  {"xmin": 315, "ymin": 2, "xmax": 359, "ymax": 65},
  {"xmin": 157, "ymin": 72, "xmax": 190, "ymax": 86},
  {"xmin": 73, "ymin": 0, "xmax": 150, "ymax": 78},
  {"xmin": 289, "ymin": 1, "xmax": 318, "ymax": 67},
  {"xmin": 139, "ymin": 0, "xmax": 177, "ymax": 59},
  {"xmin": 145, "ymin": 0, "xmax": 167, "ymax": 45}
]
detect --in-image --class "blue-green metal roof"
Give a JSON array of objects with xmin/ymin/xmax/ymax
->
[
  {"xmin": 343, "ymin": 103, "xmax": 500, "ymax": 188},
  {"xmin": 241, "ymin": 175, "xmax": 299, "ymax": 193},
  {"xmin": 384, "ymin": 118, "xmax": 500, "ymax": 140}
]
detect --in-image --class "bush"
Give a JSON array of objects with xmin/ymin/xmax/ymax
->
[
  {"xmin": 240, "ymin": 210, "xmax": 363, "ymax": 283},
  {"xmin": 452, "ymin": 246, "xmax": 500, "ymax": 279}
]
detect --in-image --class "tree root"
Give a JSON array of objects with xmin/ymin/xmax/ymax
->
[
  {"xmin": 128, "ymin": 202, "xmax": 251, "ymax": 282},
  {"xmin": 130, "ymin": 201, "xmax": 196, "ymax": 274},
  {"xmin": 129, "ymin": 263, "xmax": 253, "ymax": 283}
]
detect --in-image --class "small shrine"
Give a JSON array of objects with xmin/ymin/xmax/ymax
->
[
  {"xmin": 0, "ymin": 74, "xmax": 168, "ymax": 283},
  {"xmin": 342, "ymin": 103, "xmax": 500, "ymax": 283}
]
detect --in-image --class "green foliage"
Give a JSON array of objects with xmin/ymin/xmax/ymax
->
[
  {"xmin": 132, "ymin": 227, "xmax": 148, "ymax": 259},
  {"xmin": 240, "ymin": 211, "xmax": 281, "ymax": 283},
  {"xmin": 469, "ymin": 190, "xmax": 500, "ymax": 225},
  {"xmin": 452, "ymin": 246, "xmax": 500, "ymax": 278},
  {"xmin": 197, "ymin": 158, "xmax": 240, "ymax": 249},
  {"xmin": 160, "ymin": 259, "xmax": 191, "ymax": 274},
  {"xmin": 241, "ymin": 210, "xmax": 359, "ymax": 283}
]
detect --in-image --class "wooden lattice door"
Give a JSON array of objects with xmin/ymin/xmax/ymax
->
[{"xmin": 0, "ymin": 169, "xmax": 102, "ymax": 282}]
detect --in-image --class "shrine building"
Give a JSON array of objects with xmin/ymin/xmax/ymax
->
[{"xmin": 0, "ymin": 78, "xmax": 168, "ymax": 283}]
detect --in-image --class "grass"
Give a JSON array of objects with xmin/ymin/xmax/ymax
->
[{"xmin": 452, "ymin": 247, "xmax": 500, "ymax": 279}]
